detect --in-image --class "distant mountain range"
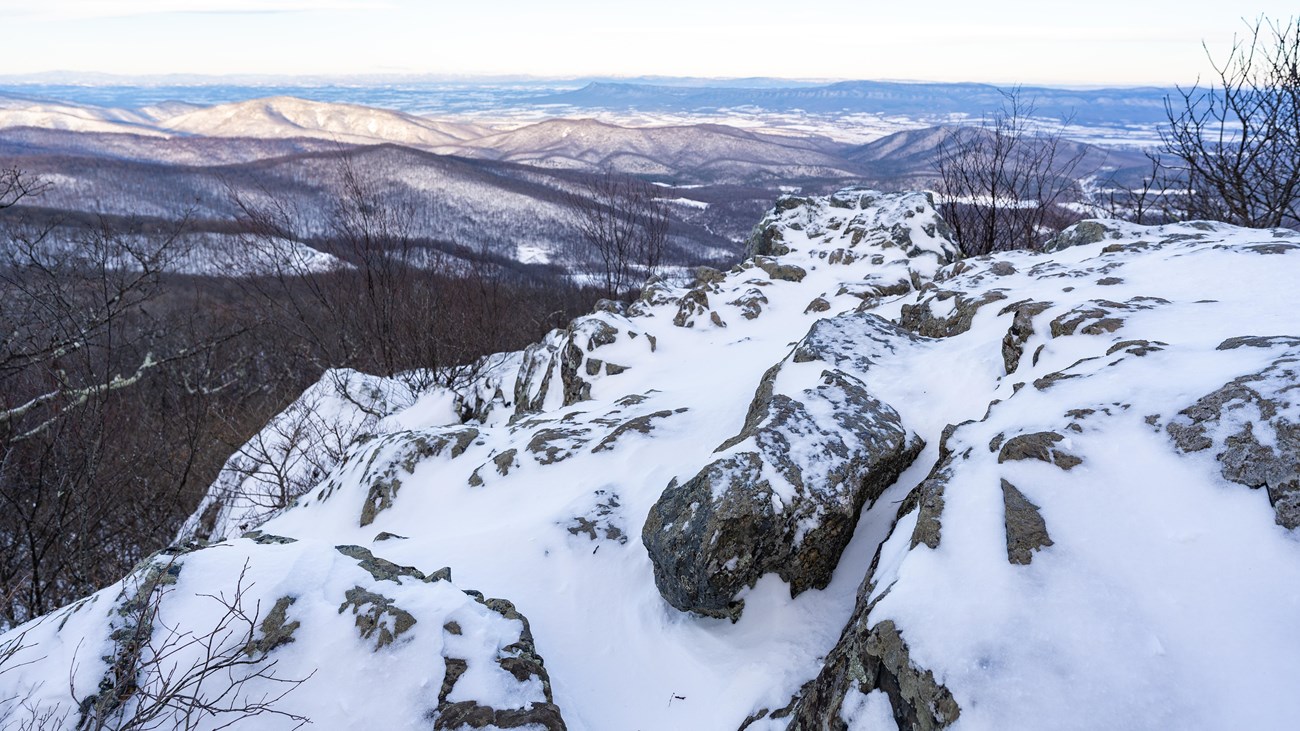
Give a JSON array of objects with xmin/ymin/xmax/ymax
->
[
  {"xmin": 0, "ymin": 89, "xmax": 1156, "ymax": 270},
  {"xmin": 0, "ymin": 94, "xmax": 1151, "ymax": 184},
  {"xmin": 0, "ymin": 96, "xmax": 868, "ymax": 182},
  {"xmin": 532, "ymin": 80, "xmax": 1172, "ymax": 127},
  {"xmin": 0, "ymin": 77, "xmax": 1174, "ymax": 129}
]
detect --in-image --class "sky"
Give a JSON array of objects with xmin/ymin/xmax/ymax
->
[{"xmin": 0, "ymin": 0, "xmax": 1294, "ymax": 85}]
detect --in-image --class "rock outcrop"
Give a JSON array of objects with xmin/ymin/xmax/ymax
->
[
  {"xmin": 643, "ymin": 313, "xmax": 925, "ymax": 620},
  {"xmin": 10, "ymin": 193, "xmax": 1300, "ymax": 731},
  {"xmin": 177, "ymin": 369, "xmax": 414, "ymax": 542},
  {"xmin": 1167, "ymin": 336, "xmax": 1300, "ymax": 529}
]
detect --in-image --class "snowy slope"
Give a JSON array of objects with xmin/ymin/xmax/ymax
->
[
  {"xmin": 0, "ymin": 126, "xmax": 349, "ymax": 165},
  {"xmin": 158, "ymin": 96, "xmax": 493, "ymax": 147},
  {"xmin": 0, "ymin": 95, "xmax": 863, "ymax": 183},
  {"xmin": 4, "ymin": 190, "xmax": 1300, "ymax": 730},
  {"xmin": 0, "ymin": 96, "xmax": 165, "ymax": 136},
  {"xmin": 433, "ymin": 118, "xmax": 859, "ymax": 180},
  {"xmin": 0, "ymin": 95, "xmax": 492, "ymax": 148}
]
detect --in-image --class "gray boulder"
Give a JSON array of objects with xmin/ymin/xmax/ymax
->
[
  {"xmin": 642, "ymin": 313, "xmax": 924, "ymax": 620},
  {"xmin": 899, "ymin": 288, "xmax": 1008, "ymax": 338}
]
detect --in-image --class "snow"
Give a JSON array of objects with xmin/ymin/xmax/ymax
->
[
  {"xmin": 664, "ymin": 197, "xmax": 710, "ymax": 209},
  {"xmin": 8, "ymin": 229, "xmax": 345, "ymax": 278},
  {"xmin": 176, "ymin": 370, "xmax": 413, "ymax": 541},
  {"xmin": 5, "ymin": 191, "xmax": 1300, "ymax": 730},
  {"xmin": 841, "ymin": 688, "xmax": 898, "ymax": 730},
  {"xmin": 0, "ymin": 537, "xmax": 551, "ymax": 730},
  {"xmin": 515, "ymin": 243, "xmax": 553, "ymax": 265},
  {"xmin": 160, "ymin": 96, "xmax": 493, "ymax": 149}
]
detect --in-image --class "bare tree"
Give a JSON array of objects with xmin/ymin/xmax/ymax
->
[
  {"xmin": 228, "ymin": 154, "xmax": 484, "ymax": 392},
  {"xmin": 0, "ymin": 151, "xmax": 603, "ymax": 629},
  {"xmin": 0, "ymin": 169, "xmax": 245, "ymax": 628},
  {"xmin": 1161, "ymin": 16, "xmax": 1300, "ymax": 228},
  {"xmin": 0, "ymin": 562, "xmax": 310, "ymax": 731},
  {"xmin": 568, "ymin": 169, "xmax": 668, "ymax": 297},
  {"xmin": 1, "ymin": 631, "xmax": 63, "ymax": 731},
  {"xmin": 935, "ymin": 89, "xmax": 1090, "ymax": 255},
  {"xmin": 1091, "ymin": 152, "xmax": 1176, "ymax": 225}
]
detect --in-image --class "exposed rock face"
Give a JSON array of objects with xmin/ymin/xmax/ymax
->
[
  {"xmin": 784, "ymin": 618, "xmax": 960, "ymax": 731},
  {"xmin": 1167, "ymin": 337, "xmax": 1300, "ymax": 529},
  {"xmin": 745, "ymin": 189, "xmax": 959, "ymax": 287},
  {"xmin": 739, "ymin": 215, "xmax": 1300, "ymax": 730},
  {"xmin": 351, "ymin": 427, "xmax": 481, "ymax": 526},
  {"xmin": 729, "ymin": 287, "xmax": 770, "ymax": 320},
  {"xmin": 1048, "ymin": 297, "xmax": 1167, "ymax": 338},
  {"xmin": 804, "ymin": 296, "xmax": 832, "ymax": 314},
  {"xmin": 997, "ymin": 431, "xmax": 1083, "ymax": 471},
  {"xmin": 999, "ymin": 299, "xmax": 1054, "ymax": 373},
  {"xmin": 899, "ymin": 288, "xmax": 1008, "ymax": 338},
  {"xmin": 591, "ymin": 409, "xmax": 687, "ymax": 453},
  {"xmin": 1001, "ymin": 479, "xmax": 1054, "ymax": 564},
  {"xmin": 673, "ymin": 287, "xmax": 714, "ymax": 328},
  {"xmin": 434, "ymin": 596, "xmax": 567, "ymax": 730},
  {"xmin": 514, "ymin": 330, "xmax": 568, "ymax": 414},
  {"xmin": 774, "ymin": 497, "xmax": 961, "ymax": 731},
  {"xmin": 694, "ymin": 266, "xmax": 727, "ymax": 286},
  {"xmin": 753, "ymin": 256, "xmax": 808, "ymax": 282},
  {"xmin": 1042, "ymin": 219, "xmax": 1123, "ymax": 251},
  {"xmin": 643, "ymin": 313, "xmax": 925, "ymax": 620},
  {"xmin": 909, "ymin": 451, "xmax": 958, "ymax": 551},
  {"xmin": 447, "ymin": 350, "xmax": 531, "ymax": 424},
  {"xmin": 513, "ymin": 315, "xmax": 648, "ymax": 416},
  {"xmin": 745, "ymin": 217, "xmax": 792, "ymax": 258},
  {"xmin": 1042, "ymin": 218, "xmax": 1244, "ymax": 254}
]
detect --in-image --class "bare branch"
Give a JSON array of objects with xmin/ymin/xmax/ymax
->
[
  {"xmin": 1160, "ymin": 16, "xmax": 1300, "ymax": 228},
  {"xmin": 567, "ymin": 168, "xmax": 669, "ymax": 297},
  {"xmin": 934, "ymin": 87, "xmax": 1092, "ymax": 255}
]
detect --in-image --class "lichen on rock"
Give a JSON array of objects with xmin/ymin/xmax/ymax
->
[
  {"xmin": 1167, "ymin": 338, "xmax": 1300, "ymax": 529},
  {"xmin": 997, "ymin": 431, "xmax": 1083, "ymax": 471},
  {"xmin": 339, "ymin": 585, "xmax": 417, "ymax": 650}
]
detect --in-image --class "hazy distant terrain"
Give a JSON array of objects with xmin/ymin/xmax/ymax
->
[
  {"xmin": 0, "ymin": 78, "xmax": 1164, "ymax": 270},
  {"xmin": 0, "ymin": 75, "xmax": 1168, "ymax": 141}
]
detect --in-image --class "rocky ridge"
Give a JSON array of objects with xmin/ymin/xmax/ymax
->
[{"xmin": 3, "ymin": 189, "xmax": 1300, "ymax": 730}]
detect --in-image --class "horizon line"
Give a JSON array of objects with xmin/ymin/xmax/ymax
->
[{"xmin": 0, "ymin": 71, "xmax": 1181, "ymax": 91}]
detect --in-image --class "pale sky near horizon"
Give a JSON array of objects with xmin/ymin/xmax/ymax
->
[{"xmin": 0, "ymin": 0, "xmax": 1293, "ymax": 85}]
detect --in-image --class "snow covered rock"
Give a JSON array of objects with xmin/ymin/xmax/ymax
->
[
  {"xmin": 0, "ymin": 536, "xmax": 565, "ymax": 730},
  {"xmin": 179, "ymin": 370, "xmax": 414, "ymax": 542},
  {"xmin": 758, "ymin": 216, "xmax": 1300, "ymax": 730},
  {"xmin": 643, "ymin": 313, "xmax": 925, "ymax": 620},
  {"xmin": 513, "ymin": 314, "xmax": 652, "ymax": 415},
  {"xmin": 746, "ymin": 189, "xmax": 959, "ymax": 283},
  {"xmin": 346, "ymin": 426, "xmax": 483, "ymax": 527}
]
